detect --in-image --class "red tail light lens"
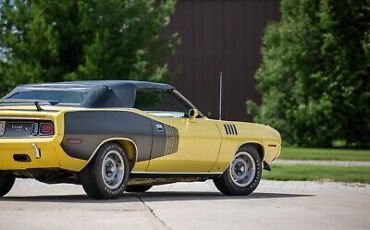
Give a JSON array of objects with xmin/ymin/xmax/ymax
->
[{"xmin": 39, "ymin": 123, "xmax": 54, "ymax": 136}]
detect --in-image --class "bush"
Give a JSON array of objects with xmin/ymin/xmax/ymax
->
[{"xmin": 248, "ymin": 0, "xmax": 370, "ymax": 147}]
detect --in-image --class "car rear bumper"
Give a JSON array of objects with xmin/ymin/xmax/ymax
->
[
  {"xmin": 0, "ymin": 137, "xmax": 62, "ymax": 170},
  {"xmin": 0, "ymin": 136, "xmax": 88, "ymax": 172}
]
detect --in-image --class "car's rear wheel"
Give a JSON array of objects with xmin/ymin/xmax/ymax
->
[
  {"xmin": 125, "ymin": 185, "xmax": 152, "ymax": 193},
  {"xmin": 80, "ymin": 143, "xmax": 129, "ymax": 199},
  {"xmin": 214, "ymin": 146, "xmax": 262, "ymax": 196},
  {"xmin": 0, "ymin": 171, "xmax": 15, "ymax": 197}
]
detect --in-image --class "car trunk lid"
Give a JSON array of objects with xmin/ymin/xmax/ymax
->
[{"xmin": 0, "ymin": 105, "xmax": 64, "ymax": 138}]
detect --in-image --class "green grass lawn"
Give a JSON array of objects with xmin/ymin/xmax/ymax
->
[
  {"xmin": 263, "ymin": 164, "xmax": 370, "ymax": 183},
  {"xmin": 280, "ymin": 147, "xmax": 370, "ymax": 161}
]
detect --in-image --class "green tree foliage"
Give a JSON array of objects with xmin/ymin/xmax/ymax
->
[
  {"xmin": 0, "ymin": 0, "xmax": 179, "ymax": 95},
  {"xmin": 248, "ymin": 0, "xmax": 370, "ymax": 147}
]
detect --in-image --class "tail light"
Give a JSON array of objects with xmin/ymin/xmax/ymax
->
[{"xmin": 39, "ymin": 123, "xmax": 54, "ymax": 136}]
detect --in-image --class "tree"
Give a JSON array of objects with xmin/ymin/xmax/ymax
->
[
  {"xmin": 0, "ymin": 0, "xmax": 179, "ymax": 96},
  {"xmin": 247, "ymin": 0, "xmax": 370, "ymax": 147}
]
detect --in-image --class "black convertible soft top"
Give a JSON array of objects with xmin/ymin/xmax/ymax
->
[
  {"xmin": 3, "ymin": 80, "xmax": 175, "ymax": 108},
  {"xmin": 15, "ymin": 80, "xmax": 174, "ymax": 91}
]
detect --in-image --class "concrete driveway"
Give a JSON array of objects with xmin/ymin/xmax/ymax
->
[{"xmin": 0, "ymin": 179, "xmax": 369, "ymax": 230}]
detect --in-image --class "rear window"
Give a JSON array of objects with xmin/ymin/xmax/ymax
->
[{"xmin": 8, "ymin": 90, "xmax": 89, "ymax": 105}]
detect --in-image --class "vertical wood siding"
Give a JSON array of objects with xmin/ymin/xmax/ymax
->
[{"xmin": 167, "ymin": 0, "xmax": 280, "ymax": 121}]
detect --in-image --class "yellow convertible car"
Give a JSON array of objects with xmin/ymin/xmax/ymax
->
[{"xmin": 0, "ymin": 81, "xmax": 281, "ymax": 199}]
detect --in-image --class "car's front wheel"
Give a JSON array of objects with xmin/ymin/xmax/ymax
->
[
  {"xmin": 80, "ymin": 143, "xmax": 129, "ymax": 199},
  {"xmin": 0, "ymin": 171, "xmax": 15, "ymax": 197},
  {"xmin": 213, "ymin": 146, "xmax": 262, "ymax": 196}
]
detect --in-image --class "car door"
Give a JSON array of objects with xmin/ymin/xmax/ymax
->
[{"xmin": 134, "ymin": 89, "xmax": 222, "ymax": 172}]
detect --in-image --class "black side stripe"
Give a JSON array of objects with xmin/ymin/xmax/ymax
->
[
  {"xmin": 229, "ymin": 125, "xmax": 234, "ymax": 135},
  {"xmin": 227, "ymin": 124, "xmax": 232, "ymax": 135},
  {"xmin": 62, "ymin": 110, "xmax": 180, "ymax": 161},
  {"xmin": 224, "ymin": 124, "xmax": 238, "ymax": 136},
  {"xmin": 224, "ymin": 124, "xmax": 229, "ymax": 134},
  {"xmin": 232, "ymin": 124, "xmax": 238, "ymax": 135}
]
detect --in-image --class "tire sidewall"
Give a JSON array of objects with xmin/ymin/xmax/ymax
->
[{"xmin": 94, "ymin": 144, "xmax": 129, "ymax": 198}]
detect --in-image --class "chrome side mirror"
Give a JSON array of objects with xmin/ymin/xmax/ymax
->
[{"xmin": 188, "ymin": 108, "xmax": 199, "ymax": 121}]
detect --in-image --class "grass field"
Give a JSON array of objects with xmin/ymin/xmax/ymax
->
[
  {"xmin": 263, "ymin": 164, "xmax": 370, "ymax": 183},
  {"xmin": 279, "ymin": 147, "xmax": 370, "ymax": 161}
]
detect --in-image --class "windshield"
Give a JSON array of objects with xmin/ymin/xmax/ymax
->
[{"xmin": 8, "ymin": 90, "xmax": 89, "ymax": 105}]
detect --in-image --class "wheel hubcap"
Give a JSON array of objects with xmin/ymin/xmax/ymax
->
[
  {"xmin": 229, "ymin": 151, "xmax": 256, "ymax": 187},
  {"xmin": 101, "ymin": 150, "xmax": 124, "ymax": 190}
]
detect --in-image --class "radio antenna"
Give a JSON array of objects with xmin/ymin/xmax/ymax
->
[{"xmin": 219, "ymin": 72, "xmax": 223, "ymax": 120}]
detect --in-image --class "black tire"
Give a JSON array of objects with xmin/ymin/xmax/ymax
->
[
  {"xmin": 125, "ymin": 185, "xmax": 152, "ymax": 193},
  {"xmin": 0, "ymin": 171, "xmax": 15, "ymax": 197},
  {"xmin": 213, "ymin": 146, "xmax": 262, "ymax": 196},
  {"xmin": 80, "ymin": 143, "xmax": 130, "ymax": 199}
]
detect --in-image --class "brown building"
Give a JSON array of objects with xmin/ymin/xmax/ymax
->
[{"xmin": 167, "ymin": 0, "xmax": 280, "ymax": 121}]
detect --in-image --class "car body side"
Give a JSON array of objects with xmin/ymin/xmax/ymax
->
[
  {"xmin": 0, "ymin": 106, "xmax": 281, "ymax": 176},
  {"xmin": 0, "ymin": 81, "xmax": 281, "ymax": 188}
]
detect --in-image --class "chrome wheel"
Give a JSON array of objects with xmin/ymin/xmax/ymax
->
[
  {"xmin": 229, "ymin": 151, "xmax": 256, "ymax": 187},
  {"xmin": 101, "ymin": 150, "xmax": 125, "ymax": 190}
]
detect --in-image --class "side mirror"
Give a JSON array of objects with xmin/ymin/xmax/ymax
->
[{"xmin": 188, "ymin": 108, "xmax": 199, "ymax": 121}]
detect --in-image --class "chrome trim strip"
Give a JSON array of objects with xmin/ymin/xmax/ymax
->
[{"xmin": 32, "ymin": 143, "xmax": 41, "ymax": 159}]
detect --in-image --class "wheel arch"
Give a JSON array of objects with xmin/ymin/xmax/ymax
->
[
  {"xmin": 85, "ymin": 137, "xmax": 138, "ymax": 171},
  {"xmin": 238, "ymin": 142, "xmax": 265, "ymax": 161}
]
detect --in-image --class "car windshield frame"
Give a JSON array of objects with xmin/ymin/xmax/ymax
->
[{"xmin": 133, "ymin": 89, "xmax": 204, "ymax": 118}]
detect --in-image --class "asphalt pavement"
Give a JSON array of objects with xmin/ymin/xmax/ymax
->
[{"xmin": 0, "ymin": 179, "xmax": 369, "ymax": 230}]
